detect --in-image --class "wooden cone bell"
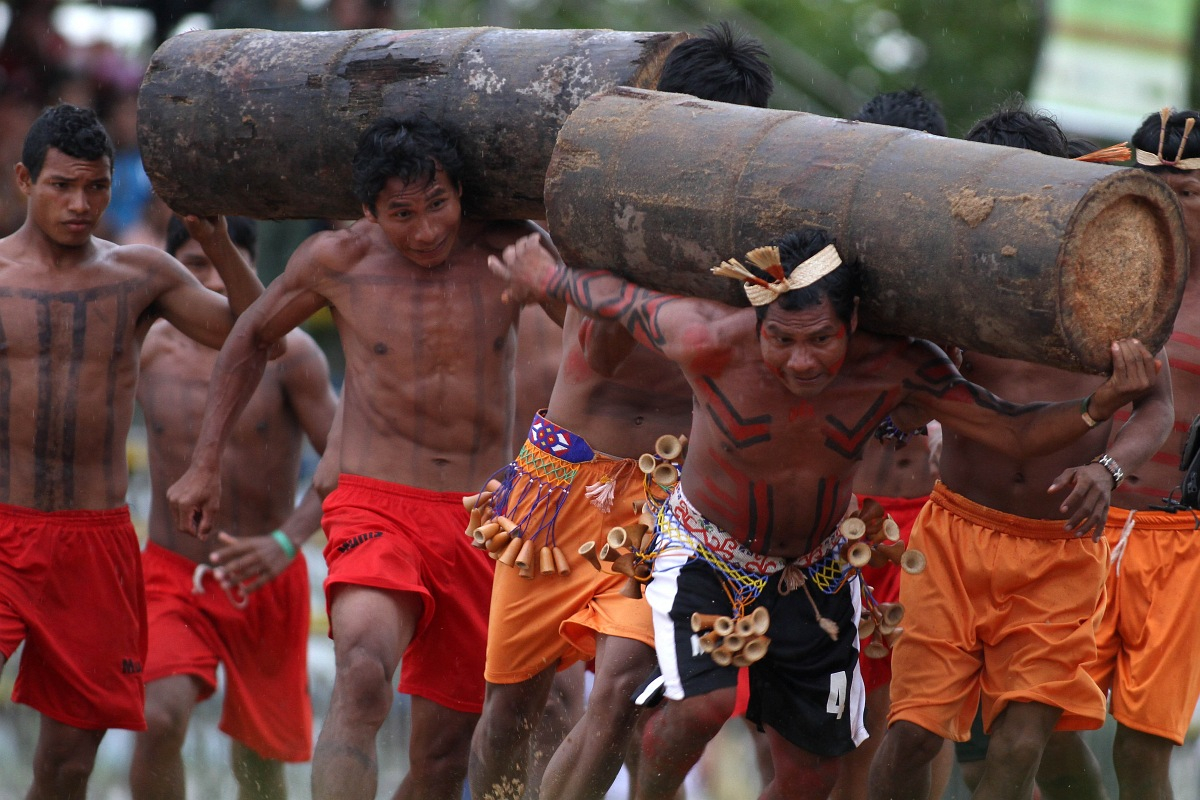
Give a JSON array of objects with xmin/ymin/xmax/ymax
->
[
  {"xmin": 579, "ymin": 541, "xmax": 602, "ymax": 571},
  {"xmin": 654, "ymin": 434, "xmax": 683, "ymax": 461}
]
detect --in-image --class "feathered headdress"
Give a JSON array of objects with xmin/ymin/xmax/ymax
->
[
  {"xmin": 1073, "ymin": 142, "xmax": 1132, "ymax": 164},
  {"xmin": 711, "ymin": 243, "xmax": 842, "ymax": 307}
]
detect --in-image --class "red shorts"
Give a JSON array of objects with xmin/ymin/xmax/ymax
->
[
  {"xmin": 142, "ymin": 542, "xmax": 312, "ymax": 762},
  {"xmin": 322, "ymin": 475, "xmax": 494, "ymax": 713},
  {"xmin": 0, "ymin": 503, "xmax": 146, "ymax": 730},
  {"xmin": 857, "ymin": 495, "xmax": 927, "ymax": 694}
]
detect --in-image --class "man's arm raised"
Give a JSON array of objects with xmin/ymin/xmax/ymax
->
[
  {"xmin": 168, "ymin": 241, "xmax": 332, "ymax": 539},
  {"xmin": 489, "ymin": 233, "xmax": 730, "ymax": 365},
  {"xmin": 150, "ymin": 216, "xmax": 265, "ymax": 349},
  {"xmin": 182, "ymin": 215, "xmax": 263, "ymax": 317},
  {"xmin": 903, "ymin": 339, "xmax": 1161, "ymax": 461},
  {"xmin": 1047, "ymin": 350, "xmax": 1174, "ymax": 539}
]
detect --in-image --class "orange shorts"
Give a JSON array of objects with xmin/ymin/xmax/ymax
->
[
  {"xmin": 1089, "ymin": 507, "xmax": 1200, "ymax": 744},
  {"xmin": 142, "ymin": 542, "xmax": 312, "ymax": 762},
  {"xmin": 485, "ymin": 414, "xmax": 653, "ymax": 683},
  {"xmin": 857, "ymin": 494, "xmax": 927, "ymax": 694},
  {"xmin": 322, "ymin": 475, "xmax": 494, "ymax": 714},
  {"xmin": 889, "ymin": 483, "xmax": 1108, "ymax": 740},
  {"xmin": 0, "ymin": 503, "xmax": 146, "ymax": 731}
]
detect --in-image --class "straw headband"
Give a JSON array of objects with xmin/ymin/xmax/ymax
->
[
  {"xmin": 712, "ymin": 243, "xmax": 842, "ymax": 307},
  {"xmin": 1134, "ymin": 107, "xmax": 1200, "ymax": 170}
]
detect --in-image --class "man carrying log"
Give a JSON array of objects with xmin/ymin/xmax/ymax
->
[
  {"xmin": 168, "ymin": 116, "xmax": 546, "ymax": 800},
  {"xmin": 487, "ymin": 225, "xmax": 1159, "ymax": 800},
  {"xmin": 0, "ymin": 103, "xmax": 265, "ymax": 799},
  {"xmin": 838, "ymin": 86, "xmax": 954, "ymax": 800},
  {"xmin": 468, "ymin": 21, "xmax": 774, "ymax": 800},
  {"xmin": 1076, "ymin": 107, "xmax": 1200, "ymax": 800},
  {"xmin": 867, "ymin": 107, "xmax": 1171, "ymax": 800},
  {"xmin": 129, "ymin": 216, "xmax": 338, "ymax": 800}
]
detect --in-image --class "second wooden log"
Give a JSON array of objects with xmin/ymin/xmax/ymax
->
[{"xmin": 545, "ymin": 88, "xmax": 1188, "ymax": 373}]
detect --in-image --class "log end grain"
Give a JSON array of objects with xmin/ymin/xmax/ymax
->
[{"xmin": 1058, "ymin": 169, "xmax": 1188, "ymax": 373}]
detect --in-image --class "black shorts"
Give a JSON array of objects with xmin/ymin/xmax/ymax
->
[{"xmin": 645, "ymin": 544, "xmax": 868, "ymax": 757}]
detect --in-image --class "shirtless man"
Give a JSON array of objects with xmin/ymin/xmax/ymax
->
[
  {"xmin": 468, "ymin": 21, "xmax": 774, "ymax": 800},
  {"xmin": 0, "ymin": 104, "xmax": 264, "ymax": 799},
  {"xmin": 129, "ymin": 215, "xmax": 337, "ymax": 800},
  {"xmin": 488, "ymin": 225, "xmax": 1158, "ymax": 800},
  {"xmin": 839, "ymin": 86, "xmax": 953, "ymax": 800},
  {"xmin": 1081, "ymin": 107, "xmax": 1200, "ymax": 800},
  {"xmin": 868, "ymin": 107, "xmax": 1171, "ymax": 800},
  {"xmin": 167, "ymin": 115, "xmax": 544, "ymax": 800}
]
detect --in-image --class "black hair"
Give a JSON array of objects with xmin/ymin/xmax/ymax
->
[
  {"xmin": 853, "ymin": 88, "xmax": 948, "ymax": 136},
  {"xmin": 965, "ymin": 104, "xmax": 1068, "ymax": 157},
  {"xmin": 1131, "ymin": 109, "xmax": 1200, "ymax": 172},
  {"xmin": 21, "ymin": 104, "xmax": 114, "ymax": 180},
  {"xmin": 351, "ymin": 115, "xmax": 465, "ymax": 214},
  {"xmin": 165, "ymin": 215, "xmax": 258, "ymax": 261},
  {"xmin": 657, "ymin": 21, "xmax": 774, "ymax": 108},
  {"xmin": 1066, "ymin": 137, "xmax": 1100, "ymax": 159},
  {"xmin": 748, "ymin": 228, "xmax": 858, "ymax": 327}
]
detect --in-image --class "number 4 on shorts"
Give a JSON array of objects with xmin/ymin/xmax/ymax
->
[{"xmin": 827, "ymin": 672, "xmax": 847, "ymax": 719}]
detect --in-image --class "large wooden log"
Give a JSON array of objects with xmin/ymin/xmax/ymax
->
[
  {"xmin": 137, "ymin": 27, "xmax": 685, "ymax": 220},
  {"xmin": 545, "ymin": 88, "xmax": 1188, "ymax": 374}
]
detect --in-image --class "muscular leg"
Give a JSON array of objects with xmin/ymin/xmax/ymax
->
[
  {"xmin": 527, "ymin": 663, "xmax": 586, "ymax": 798},
  {"xmin": 761, "ymin": 726, "xmax": 839, "ymax": 800},
  {"xmin": 541, "ymin": 634, "xmax": 657, "ymax": 800},
  {"xmin": 130, "ymin": 674, "xmax": 204, "ymax": 800},
  {"xmin": 392, "ymin": 695, "xmax": 480, "ymax": 800},
  {"xmin": 312, "ymin": 586, "xmax": 420, "ymax": 800},
  {"xmin": 231, "ymin": 741, "xmax": 287, "ymax": 800},
  {"xmin": 867, "ymin": 720, "xmax": 946, "ymax": 800},
  {"xmin": 973, "ymin": 702, "xmax": 1061, "ymax": 800},
  {"xmin": 1036, "ymin": 731, "xmax": 1108, "ymax": 800},
  {"xmin": 27, "ymin": 715, "xmax": 107, "ymax": 800},
  {"xmin": 634, "ymin": 686, "xmax": 737, "ymax": 800},
  {"xmin": 1112, "ymin": 724, "xmax": 1175, "ymax": 800},
  {"xmin": 930, "ymin": 740, "xmax": 955, "ymax": 800},
  {"xmin": 625, "ymin": 705, "xmax": 686, "ymax": 800},
  {"xmin": 469, "ymin": 663, "xmax": 558, "ymax": 800}
]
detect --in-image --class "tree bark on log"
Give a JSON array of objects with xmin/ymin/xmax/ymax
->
[
  {"xmin": 545, "ymin": 88, "xmax": 1188, "ymax": 374},
  {"xmin": 137, "ymin": 27, "xmax": 686, "ymax": 221}
]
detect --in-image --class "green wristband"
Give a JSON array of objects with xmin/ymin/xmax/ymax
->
[{"xmin": 271, "ymin": 530, "xmax": 297, "ymax": 561}]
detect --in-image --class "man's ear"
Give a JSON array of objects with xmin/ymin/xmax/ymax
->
[
  {"xmin": 14, "ymin": 163, "xmax": 30, "ymax": 197},
  {"xmin": 362, "ymin": 203, "xmax": 377, "ymax": 223},
  {"xmin": 849, "ymin": 297, "xmax": 860, "ymax": 335}
]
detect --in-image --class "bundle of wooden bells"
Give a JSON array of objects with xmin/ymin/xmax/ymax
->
[
  {"xmin": 462, "ymin": 479, "xmax": 572, "ymax": 578},
  {"xmin": 577, "ymin": 433, "xmax": 686, "ymax": 598},
  {"xmin": 836, "ymin": 498, "xmax": 926, "ymax": 658},
  {"xmin": 837, "ymin": 498, "xmax": 927, "ymax": 575},
  {"xmin": 579, "ymin": 516, "xmax": 656, "ymax": 598},
  {"xmin": 859, "ymin": 600, "xmax": 905, "ymax": 659},
  {"xmin": 691, "ymin": 606, "xmax": 771, "ymax": 667}
]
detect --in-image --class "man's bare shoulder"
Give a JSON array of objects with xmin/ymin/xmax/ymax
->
[
  {"xmin": 140, "ymin": 317, "xmax": 197, "ymax": 371},
  {"xmin": 848, "ymin": 331, "xmax": 946, "ymax": 376},
  {"xmin": 288, "ymin": 223, "xmax": 376, "ymax": 276},
  {"xmin": 0, "ymin": 234, "xmax": 177, "ymax": 282}
]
